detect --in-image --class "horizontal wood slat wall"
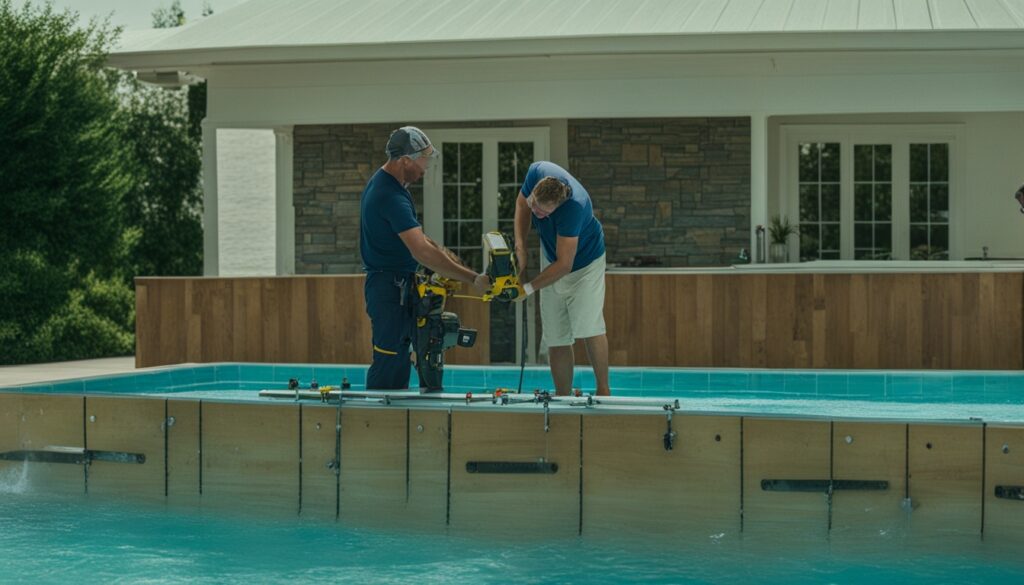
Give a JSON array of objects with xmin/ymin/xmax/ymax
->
[
  {"xmin": 135, "ymin": 276, "xmax": 489, "ymax": 368},
  {"xmin": 591, "ymin": 272, "xmax": 1023, "ymax": 369},
  {"xmin": 137, "ymin": 272, "xmax": 1023, "ymax": 369}
]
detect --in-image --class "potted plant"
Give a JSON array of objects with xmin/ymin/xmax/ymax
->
[{"xmin": 768, "ymin": 215, "xmax": 795, "ymax": 263}]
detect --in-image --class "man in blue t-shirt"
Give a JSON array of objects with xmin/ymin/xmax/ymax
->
[
  {"xmin": 514, "ymin": 161, "xmax": 611, "ymax": 396},
  {"xmin": 360, "ymin": 126, "xmax": 489, "ymax": 390}
]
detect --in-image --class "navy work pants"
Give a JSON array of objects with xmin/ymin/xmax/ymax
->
[{"xmin": 364, "ymin": 271, "xmax": 418, "ymax": 390}]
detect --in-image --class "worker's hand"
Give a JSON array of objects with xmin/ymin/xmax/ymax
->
[
  {"xmin": 472, "ymin": 273, "xmax": 491, "ymax": 296},
  {"xmin": 512, "ymin": 282, "xmax": 532, "ymax": 303},
  {"xmin": 515, "ymin": 246, "xmax": 528, "ymax": 276}
]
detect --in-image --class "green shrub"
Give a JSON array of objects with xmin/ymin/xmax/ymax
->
[{"xmin": 22, "ymin": 273, "xmax": 135, "ymax": 363}]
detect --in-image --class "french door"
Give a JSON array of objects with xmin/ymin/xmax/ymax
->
[
  {"xmin": 782, "ymin": 125, "xmax": 961, "ymax": 261},
  {"xmin": 424, "ymin": 128, "xmax": 550, "ymax": 364}
]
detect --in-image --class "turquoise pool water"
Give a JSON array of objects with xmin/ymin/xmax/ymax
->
[
  {"xmin": 1, "ymin": 487, "xmax": 1021, "ymax": 585},
  {"xmin": 5, "ymin": 363, "xmax": 1024, "ymax": 422}
]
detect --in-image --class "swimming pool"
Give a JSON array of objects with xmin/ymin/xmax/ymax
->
[
  {"xmin": 2, "ymin": 363, "xmax": 1023, "ymax": 582},
  {"xmin": 1, "ymin": 491, "xmax": 1022, "ymax": 584}
]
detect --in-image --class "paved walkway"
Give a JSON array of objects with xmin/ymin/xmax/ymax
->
[{"xmin": 0, "ymin": 356, "xmax": 137, "ymax": 386}]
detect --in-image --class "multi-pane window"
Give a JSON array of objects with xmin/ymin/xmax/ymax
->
[
  {"xmin": 909, "ymin": 143, "xmax": 950, "ymax": 260},
  {"xmin": 787, "ymin": 128, "xmax": 955, "ymax": 262},
  {"xmin": 441, "ymin": 143, "xmax": 483, "ymax": 270},
  {"xmin": 798, "ymin": 142, "xmax": 841, "ymax": 260},
  {"xmin": 853, "ymin": 145, "xmax": 893, "ymax": 260},
  {"xmin": 498, "ymin": 142, "xmax": 533, "ymax": 238}
]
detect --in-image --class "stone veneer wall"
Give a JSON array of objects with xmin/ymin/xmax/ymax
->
[
  {"xmin": 568, "ymin": 118, "xmax": 751, "ymax": 267},
  {"xmin": 293, "ymin": 117, "xmax": 751, "ymax": 273},
  {"xmin": 293, "ymin": 124, "xmax": 395, "ymax": 274}
]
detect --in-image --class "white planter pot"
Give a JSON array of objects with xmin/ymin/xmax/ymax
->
[{"xmin": 769, "ymin": 243, "xmax": 789, "ymax": 263}]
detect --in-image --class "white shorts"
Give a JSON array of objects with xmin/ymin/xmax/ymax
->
[{"xmin": 540, "ymin": 254, "xmax": 607, "ymax": 347}]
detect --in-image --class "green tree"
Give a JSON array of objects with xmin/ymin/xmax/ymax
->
[
  {"xmin": 0, "ymin": 0, "xmax": 134, "ymax": 363},
  {"xmin": 151, "ymin": 0, "xmax": 185, "ymax": 28},
  {"xmin": 110, "ymin": 0, "xmax": 207, "ymax": 278},
  {"xmin": 117, "ymin": 78, "xmax": 203, "ymax": 277}
]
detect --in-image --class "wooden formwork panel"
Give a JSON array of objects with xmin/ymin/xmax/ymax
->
[
  {"xmin": 450, "ymin": 411, "xmax": 581, "ymax": 538},
  {"xmin": 907, "ymin": 424, "xmax": 983, "ymax": 537},
  {"xmin": 407, "ymin": 409, "xmax": 449, "ymax": 531},
  {"xmin": 983, "ymin": 426, "xmax": 1024, "ymax": 540},
  {"xmin": 7, "ymin": 394, "xmax": 85, "ymax": 495},
  {"xmin": 339, "ymin": 408, "xmax": 407, "ymax": 528},
  {"xmin": 831, "ymin": 422, "xmax": 908, "ymax": 537},
  {"xmin": 85, "ymin": 396, "xmax": 165, "ymax": 499},
  {"xmin": 201, "ymin": 403, "xmax": 300, "ymax": 515},
  {"xmin": 582, "ymin": 414, "xmax": 741, "ymax": 538},
  {"xmin": 0, "ymin": 393, "xmax": 21, "ymax": 484},
  {"xmin": 166, "ymin": 400, "xmax": 200, "ymax": 504},
  {"xmin": 300, "ymin": 403, "xmax": 340, "ymax": 521},
  {"xmin": 743, "ymin": 419, "xmax": 830, "ymax": 535}
]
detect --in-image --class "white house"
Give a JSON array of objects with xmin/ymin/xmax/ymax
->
[{"xmin": 109, "ymin": 0, "xmax": 1024, "ymax": 278}]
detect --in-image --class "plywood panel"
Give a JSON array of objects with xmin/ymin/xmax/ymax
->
[
  {"xmin": 582, "ymin": 414, "xmax": 740, "ymax": 539},
  {"xmin": 982, "ymin": 426, "xmax": 1024, "ymax": 541},
  {"xmin": 301, "ymin": 403, "xmax": 340, "ymax": 520},
  {"xmin": 85, "ymin": 396, "xmax": 165, "ymax": 499},
  {"xmin": 907, "ymin": 424, "xmax": 983, "ymax": 537},
  {"xmin": 201, "ymin": 402, "xmax": 299, "ymax": 515},
  {"xmin": 743, "ymin": 419, "xmax": 830, "ymax": 535},
  {"xmin": 450, "ymin": 411, "xmax": 580, "ymax": 538},
  {"xmin": 0, "ymin": 393, "xmax": 22, "ymax": 485},
  {"xmin": 407, "ymin": 409, "xmax": 449, "ymax": 531},
  {"xmin": 831, "ymin": 422, "xmax": 908, "ymax": 537},
  {"xmin": 166, "ymin": 399, "xmax": 200, "ymax": 504},
  {"xmin": 339, "ymin": 408, "xmax": 407, "ymax": 527},
  {"xmin": 15, "ymin": 394, "xmax": 85, "ymax": 495}
]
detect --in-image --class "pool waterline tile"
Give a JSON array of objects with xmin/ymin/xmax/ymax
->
[
  {"xmin": 710, "ymin": 372, "xmax": 750, "ymax": 393},
  {"xmin": 7, "ymin": 364, "xmax": 1024, "ymax": 414},
  {"xmin": 673, "ymin": 371, "xmax": 709, "ymax": 392},
  {"xmin": 782, "ymin": 373, "xmax": 816, "ymax": 395}
]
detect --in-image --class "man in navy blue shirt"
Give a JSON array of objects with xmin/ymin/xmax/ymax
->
[
  {"xmin": 514, "ymin": 161, "xmax": 611, "ymax": 396},
  {"xmin": 360, "ymin": 126, "xmax": 489, "ymax": 390}
]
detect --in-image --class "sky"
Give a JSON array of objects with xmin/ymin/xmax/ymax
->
[{"xmin": 30, "ymin": 0, "xmax": 250, "ymax": 30}]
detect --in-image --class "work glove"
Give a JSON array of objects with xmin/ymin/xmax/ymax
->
[{"xmin": 511, "ymin": 282, "xmax": 532, "ymax": 303}]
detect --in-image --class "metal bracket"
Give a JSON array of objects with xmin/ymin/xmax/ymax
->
[
  {"xmin": 0, "ymin": 448, "xmax": 146, "ymax": 465},
  {"xmin": 994, "ymin": 485, "xmax": 1024, "ymax": 501},
  {"xmin": 534, "ymin": 390, "xmax": 552, "ymax": 432},
  {"xmin": 465, "ymin": 461, "xmax": 558, "ymax": 474},
  {"xmin": 663, "ymin": 409, "xmax": 676, "ymax": 451},
  {"xmin": 761, "ymin": 479, "xmax": 889, "ymax": 492}
]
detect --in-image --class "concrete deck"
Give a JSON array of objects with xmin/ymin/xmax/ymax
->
[{"xmin": 0, "ymin": 356, "xmax": 136, "ymax": 386}]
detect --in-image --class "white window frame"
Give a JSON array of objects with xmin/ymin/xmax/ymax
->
[
  {"xmin": 423, "ymin": 127, "xmax": 550, "ymax": 364},
  {"xmin": 779, "ymin": 124, "xmax": 964, "ymax": 261}
]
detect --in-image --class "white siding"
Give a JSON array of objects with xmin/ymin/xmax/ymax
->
[{"xmin": 216, "ymin": 129, "xmax": 277, "ymax": 276}]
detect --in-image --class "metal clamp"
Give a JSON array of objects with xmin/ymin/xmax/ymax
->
[{"xmin": 663, "ymin": 410, "xmax": 676, "ymax": 451}]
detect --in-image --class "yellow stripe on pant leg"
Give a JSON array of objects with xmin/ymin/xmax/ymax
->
[{"xmin": 373, "ymin": 345, "xmax": 398, "ymax": 356}]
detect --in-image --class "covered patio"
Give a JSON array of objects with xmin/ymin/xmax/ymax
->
[{"xmin": 109, "ymin": 0, "xmax": 1024, "ymax": 369}]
